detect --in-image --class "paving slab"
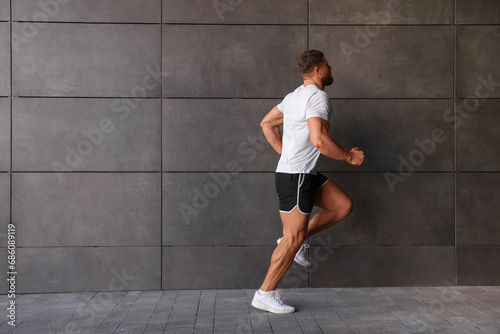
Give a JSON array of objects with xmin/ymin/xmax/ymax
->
[{"xmin": 0, "ymin": 287, "xmax": 499, "ymax": 334}]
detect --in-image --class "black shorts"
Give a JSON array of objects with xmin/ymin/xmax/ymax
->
[{"xmin": 275, "ymin": 172, "xmax": 329, "ymax": 214}]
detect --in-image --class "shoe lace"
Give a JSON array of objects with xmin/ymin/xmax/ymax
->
[
  {"xmin": 270, "ymin": 291, "xmax": 284, "ymax": 306},
  {"xmin": 298, "ymin": 244, "xmax": 310, "ymax": 255}
]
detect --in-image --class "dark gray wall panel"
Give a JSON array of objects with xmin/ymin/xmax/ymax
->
[
  {"xmin": 163, "ymin": 99, "xmax": 279, "ymax": 171},
  {"xmin": 12, "ymin": 98, "xmax": 161, "ymax": 171},
  {"xmin": 311, "ymin": 0, "xmax": 453, "ymax": 24},
  {"xmin": 0, "ymin": 173, "xmax": 9, "ymax": 247},
  {"xmin": 457, "ymin": 0, "xmax": 500, "ymax": 24},
  {"xmin": 310, "ymin": 173, "xmax": 455, "ymax": 246},
  {"xmin": 0, "ymin": 0, "xmax": 9, "ymax": 21},
  {"xmin": 12, "ymin": 23, "xmax": 161, "ymax": 97},
  {"xmin": 311, "ymin": 26, "xmax": 453, "ymax": 98},
  {"xmin": 0, "ymin": 22, "xmax": 9, "ymax": 96},
  {"xmin": 163, "ymin": 0, "xmax": 307, "ymax": 24},
  {"xmin": 1, "ymin": 0, "xmax": 497, "ymax": 291},
  {"xmin": 457, "ymin": 26, "xmax": 500, "ymax": 99},
  {"xmin": 310, "ymin": 246, "xmax": 455, "ymax": 287},
  {"xmin": 0, "ymin": 98, "xmax": 9, "ymax": 170},
  {"xmin": 163, "ymin": 173, "xmax": 282, "ymax": 245},
  {"xmin": 457, "ymin": 174, "xmax": 500, "ymax": 246},
  {"xmin": 163, "ymin": 246, "xmax": 269, "ymax": 289},
  {"xmin": 319, "ymin": 99, "xmax": 453, "ymax": 172},
  {"xmin": 457, "ymin": 100, "xmax": 500, "ymax": 171},
  {"xmin": 12, "ymin": 173, "xmax": 161, "ymax": 247},
  {"xmin": 162, "ymin": 25, "xmax": 307, "ymax": 98},
  {"xmin": 13, "ymin": 0, "xmax": 161, "ymax": 23},
  {"xmin": 17, "ymin": 247, "xmax": 161, "ymax": 293},
  {"xmin": 162, "ymin": 246, "xmax": 307, "ymax": 289},
  {"xmin": 457, "ymin": 247, "xmax": 500, "ymax": 286}
]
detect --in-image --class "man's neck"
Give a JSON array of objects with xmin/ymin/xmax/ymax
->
[{"xmin": 303, "ymin": 78, "xmax": 324, "ymax": 91}]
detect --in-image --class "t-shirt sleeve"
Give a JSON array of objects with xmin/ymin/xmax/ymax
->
[
  {"xmin": 276, "ymin": 100, "xmax": 284, "ymax": 113},
  {"xmin": 276, "ymin": 95, "xmax": 287, "ymax": 113},
  {"xmin": 306, "ymin": 91, "xmax": 332, "ymax": 122}
]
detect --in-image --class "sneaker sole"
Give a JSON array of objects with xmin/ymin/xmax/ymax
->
[
  {"xmin": 294, "ymin": 259, "xmax": 311, "ymax": 267},
  {"xmin": 251, "ymin": 300, "xmax": 295, "ymax": 314}
]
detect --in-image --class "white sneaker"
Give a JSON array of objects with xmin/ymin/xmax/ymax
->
[
  {"xmin": 251, "ymin": 290, "xmax": 295, "ymax": 314},
  {"xmin": 277, "ymin": 237, "xmax": 312, "ymax": 267}
]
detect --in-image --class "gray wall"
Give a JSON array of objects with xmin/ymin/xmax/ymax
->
[{"xmin": 1, "ymin": 0, "xmax": 499, "ymax": 293}]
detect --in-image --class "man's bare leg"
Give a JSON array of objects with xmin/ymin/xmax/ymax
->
[
  {"xmin": 304, "ymin": 179, "xmax": 352, "ymax": 239},
  {"xmin": 260, "ymin": 208, "xmax": 310, "ymax": 292},
  {"xmin": 259, "ymin": 179, "xmax": 351, "ymax": 291}
]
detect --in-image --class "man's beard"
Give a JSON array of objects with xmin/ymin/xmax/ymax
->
[{"xmin": 323, "ymin": 75, "xmax": 334, "ymax": 86}]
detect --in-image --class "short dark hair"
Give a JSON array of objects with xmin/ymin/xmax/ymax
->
[{"xmin": 298, "ymin": 50, "xmax": 325, "ymax": 75}]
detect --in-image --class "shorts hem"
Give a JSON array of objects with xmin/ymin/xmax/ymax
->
[{"xmin": 279, "ymin": 205, "xmax": 311, "ymax": 215}]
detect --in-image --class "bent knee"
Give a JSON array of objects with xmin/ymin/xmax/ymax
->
[
  {"xmin": 345, "ymin": 197, "xmax": 353, "ymax": 215},
  {"xmin": 339, "ymin": 197, "xmax": 353, "ymax": 219},
  {"xmin": 282, "ymin": 233, "xmax": 306, "ymax": 250}
]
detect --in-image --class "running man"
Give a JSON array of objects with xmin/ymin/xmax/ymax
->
[{"xmin": 251, "ymin": 50, "xmax": 364, "ymax": 314}]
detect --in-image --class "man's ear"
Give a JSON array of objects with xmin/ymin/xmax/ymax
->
[{"xmin": 313, "ymin": 65, "xmax": 321, "ymax": 77}]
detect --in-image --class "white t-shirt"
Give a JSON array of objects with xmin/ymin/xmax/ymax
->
[{"xmin": 276, "ymin": 84, "xmax": 333, "ymax": 174}]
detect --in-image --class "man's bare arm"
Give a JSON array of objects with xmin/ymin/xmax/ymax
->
[
  {"xmin": 260, "ymin": 106, "xmax": 284, "ymax": 155},
  {"xmin": 307, "ymin": 117, "xmax": 364, "ymax": 166}
]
